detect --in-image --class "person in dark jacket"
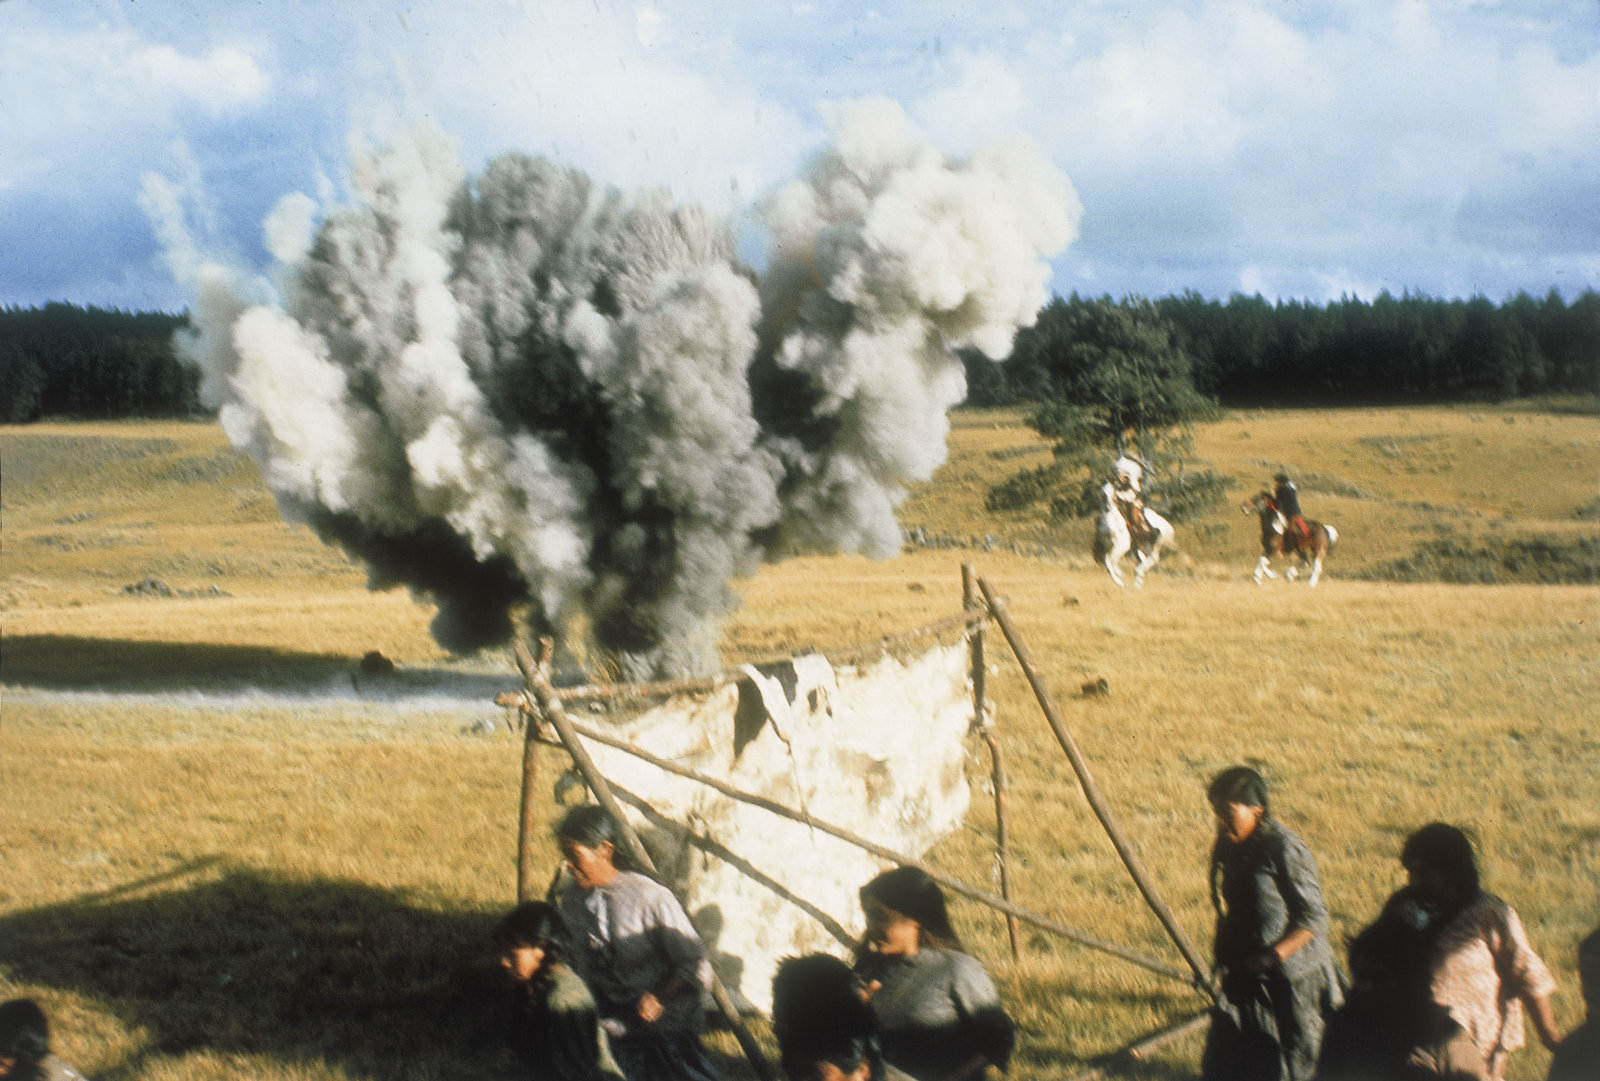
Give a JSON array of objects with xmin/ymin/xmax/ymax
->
[
  {"xmin": 1201, "ymin": 766, "xmax": 1344, "ymax": 1081},
  {"xmin": 1547, "ymin": 924, "xmax": 1600, "ymax": 1080},
  {"xmin": 493, "ymin": 902, "xmax": 623, "ymax": 1081},
  {"xmin": 1272, "ymin": 474, "xmax": 1309, "ymax": 541},
  {"xmin": 1316, "ymin": 915, "xmax": 1485, "ymax": 1080},
  {"xmin": 854, "ymin": 867, "xmax": 1015, "ymax": 1081}
]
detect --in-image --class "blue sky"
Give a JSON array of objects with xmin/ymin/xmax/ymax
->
[{"xmin": 3, "ymin": 0, "xmax": 1598, "ymax": 314}]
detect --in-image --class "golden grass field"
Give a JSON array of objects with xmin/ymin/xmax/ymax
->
[{"xmin": 3, "ymin": 402, "xmax": 1598, "ymax": 1080}]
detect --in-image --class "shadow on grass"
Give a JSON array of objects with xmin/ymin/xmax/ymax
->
[
  {"xmin": 1, "ymin": 862, "xmax": 756, "ymax": 1080},
  {"xmin": 1012, "ymin": 965, "xmax": 1209, "ymax": 1081},
  {"xmin": 0, "ymin": 634, "xmax": 517, "ymax": 701}
]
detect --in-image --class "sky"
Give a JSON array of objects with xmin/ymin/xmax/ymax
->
[{"xmin": 3, "ymin": 0, "xmax": 1598, "ymax": 315}]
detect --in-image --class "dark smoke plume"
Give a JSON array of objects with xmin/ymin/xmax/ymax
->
[{"xmin": 153, "ymin": 101, "xmax": 1079, "ymax": 678}]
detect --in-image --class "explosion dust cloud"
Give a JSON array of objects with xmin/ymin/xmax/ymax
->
[{"xmin": 156, "ymin": 100, "xmax": 1080, "ymax": 679}]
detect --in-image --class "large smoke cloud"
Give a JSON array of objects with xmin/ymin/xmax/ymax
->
[{"xmin": 159, "ymin": 101, "xmax": 1079, "ymax": 678}]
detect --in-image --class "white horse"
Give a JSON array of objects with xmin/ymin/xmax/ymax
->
[{"xmin": 1094, "ymin": 483, "xmax": 1174, "ymax": 588}]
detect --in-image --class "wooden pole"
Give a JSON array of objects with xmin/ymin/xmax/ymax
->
[
  {"xmin": 963, "ymin": 563, "xmax": 987, "ymax": 725},
  {"xmin": 965, "ymin": 562, "xmax": 1019, "ymax": 962},
  {"xmin": 514, "ymin": 639, "xmax": 777, "ymax": 1081},
  {"xmin": 516, "ymin": 712, "xmax": 541, "ymax": 901},
  {"xmin": 516, "ymin": 639, "xmax": 554, "ymax": 902},
  {"xmin": 976, "ymin": 576, "xmax": 1215, "ymax": 996},
  {"xmin": 979, "ymin": 726, "xmax": 1020, "ymax": 963},
  {"xmin": 497, "ymin": 689, "xmax": 1193, "ymax": 985}
]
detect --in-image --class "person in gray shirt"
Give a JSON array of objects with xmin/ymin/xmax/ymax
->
[
  {"xmin": 1202, "ymin": 766, "xmax": 1344, "ymax": 1081},
  {"xmin": 554, "ymin": 806, "xmax": 722, "ymax": 1081},
  {"xmin": 854, "ymin": 867, "xmax": 1015, "ymax": 1081}
]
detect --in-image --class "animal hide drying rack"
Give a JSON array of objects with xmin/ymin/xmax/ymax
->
[{"xmin": 496, "ymin": 563, "xmax": 1216, "ymax": 1081}]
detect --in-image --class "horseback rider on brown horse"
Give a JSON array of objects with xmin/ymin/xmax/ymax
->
[
  {"xmin": 1272, "ymin": 473, "xmax": 1311, "ymax": 543},
  {"xmin": 1243, "ymin": 477, "xmax": 1339, "ymax": 587}
]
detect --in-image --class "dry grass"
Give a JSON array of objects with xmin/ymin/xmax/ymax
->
[{"xmin": 3, "ymin": 407, "xmax": 1599, "ymax": 1080}]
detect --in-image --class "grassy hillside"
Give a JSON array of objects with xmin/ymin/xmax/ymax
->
[
  {"xmin": 902, "ymin": 401, "xmax": 1600, "ymax": 582},
  {"xmin": 2, "ymin": 405, "xmax": 1598, "ymax": 1080}
]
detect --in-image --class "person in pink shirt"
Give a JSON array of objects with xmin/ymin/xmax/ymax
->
[{"xmin": 1383, "ymin": 823, "xmax": 1561, "ymax": 1080}]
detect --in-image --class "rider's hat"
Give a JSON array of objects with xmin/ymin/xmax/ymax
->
[{"xmin": 1113, "ymin": 457, "xmax": 1142, "ymax": 482}]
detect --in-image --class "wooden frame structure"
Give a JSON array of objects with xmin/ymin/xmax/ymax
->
[{"xmin": 497, "ymin": 563, "xmax": 1217, "ymax": 1080}]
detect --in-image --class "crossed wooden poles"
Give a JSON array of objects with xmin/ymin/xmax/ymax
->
[{"xmin": 498, "ymin": 564, "xmax": 1216, "ymax": 1081}]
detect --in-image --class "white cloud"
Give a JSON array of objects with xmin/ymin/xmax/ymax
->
[
  {"xmin": 1, "ymin": 0, "xmax": 1597, "ymax": 309},
  {"xmin": 118, "ymin": 44, "xmax": 269, "ymax": 113}
]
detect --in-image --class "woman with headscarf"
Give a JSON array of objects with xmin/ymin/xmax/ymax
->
[
  {"xmin": 552, "ymin": 805, "xmax": 723, "ymax": 1081},
  {"xmin": 1201, "ymin": 766, "xmax": 1344, "ymax": 1081},
  {"xmin": 854, "ymin": 867, "xmax": 1015, "ymax": 1081},
  {"xmin": 1383, "ymin": 823, "xmax": 1560, "ymax": 1081}
]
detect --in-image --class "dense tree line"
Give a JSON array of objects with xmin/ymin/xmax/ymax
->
[
  {"xmin": 4, "ymin": 289, "xmax": 1596, "ymax": 425},
  {"xmin": 967, "ymin": 289, "xmax": 1600, "ymax": 407},
  {"xmin": 0, "ymin": 303, "xmax": 198, "ymax": 423}
]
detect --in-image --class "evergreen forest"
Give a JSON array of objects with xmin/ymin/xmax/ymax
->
[{"xmin": 2, "ymin": 290, "xmax": 1596, "ymax": 425}]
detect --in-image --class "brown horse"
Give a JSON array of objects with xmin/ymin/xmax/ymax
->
[{"xmin": 1241, "ymin": 492, "xmax": 1338, "ymax": 587}]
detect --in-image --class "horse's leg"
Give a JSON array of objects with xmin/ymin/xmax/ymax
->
[
  {"xmin": 1308, "ymin": 547, "xmax": 1324, "ymax": 587},
  {"xmin": 1103, "ymin": 536, "xmax": 1127, "ymax": 587},
  {"xmin": 1254, "ymin": 554, "xmax": 1276, "ymax": 583}
]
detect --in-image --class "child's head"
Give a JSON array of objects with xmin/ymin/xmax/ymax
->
[
  {"xmin": 0, "ymin": 999, "xmax": 50, "ymax": 1076},
  {"xmin": 492, "ymin": 902, "xmax": 567, "ymax": 985},
  {"xmin": 772, "ymin": 955, "xmax": 882, "ymax": 1081}
]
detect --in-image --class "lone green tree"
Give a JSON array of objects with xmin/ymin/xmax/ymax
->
[{"xmin": 988, "ymin": 296, "xmax": 1226, "ymax": 521}]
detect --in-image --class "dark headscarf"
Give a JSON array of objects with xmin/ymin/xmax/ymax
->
[{"xmin": 554, "ymin": 804, "xmax": 648, "ymax": 874}]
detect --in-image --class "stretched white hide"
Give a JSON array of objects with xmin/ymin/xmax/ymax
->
[{"xmin": 563, "ymin": 640, "xmax": 977, "ymax": 1012}]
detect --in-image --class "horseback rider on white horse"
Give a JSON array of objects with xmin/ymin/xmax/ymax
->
[
  {"xmin": 1096, "ymin": 455, "xmax": 1174, "ymax": 588},
  {"xmin": 1109, "ymin": 456, "xmax": 1151, "ymax": 541}
]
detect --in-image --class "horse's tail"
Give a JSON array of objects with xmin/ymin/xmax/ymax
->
[{"xmin": 1325, "ymin": 524, "xmax": 1338, "ymax": 548}]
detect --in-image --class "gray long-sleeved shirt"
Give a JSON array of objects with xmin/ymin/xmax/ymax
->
[{"xmin": 557, "ymin": 870, "xmax": 712, "ymax": 1037}]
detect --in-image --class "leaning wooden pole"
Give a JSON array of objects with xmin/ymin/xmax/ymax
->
[
  {"xmin": 514, "ymin": 639, "xmax": 777, "ymax": 1081},
  {"xmin": 964, "ymin": 562, "xmax": 1020, "ymax": 962},
  {"xmin": 976, "ymin": 577, "xmax": 1215, "ymax": 996}
]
